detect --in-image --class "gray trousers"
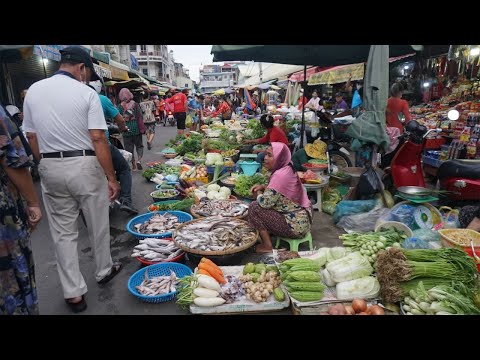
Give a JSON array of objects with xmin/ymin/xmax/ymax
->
[
  {"xmin": 123, "ymin": 134, "xmax": 144, "ymax": 161},
  {"xmin": 38, "ymin": 156, "xmax": 113, "ymax": 299}
]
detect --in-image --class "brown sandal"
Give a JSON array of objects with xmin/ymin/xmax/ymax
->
[{"xmin": 65, "ymin": 295, "xmax": 87, "ymax": 313}]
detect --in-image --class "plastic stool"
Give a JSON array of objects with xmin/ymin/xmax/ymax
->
[{"xmin": 275, "ymin": 232, "xmax": 313, "ymax": 251}]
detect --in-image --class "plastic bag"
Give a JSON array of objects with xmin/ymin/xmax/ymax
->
[
  {"xmin": 322, "ymin": 201, "xmax": 337, "ymax": 215},
  {"xmin": 337, "ymin": 207, "xmax": 389, "ymax": 233},
  {"xmin": 356, "ymin": 167, "xmax": 382, "ymax": 198},
  {"xmin": 117, "ymin": 149, "xmax": 132, "ymax": 163},
  {"xmin": 333, "ymin": 200, "xmax": 377, "ymax": 224},
  {"xmin": 402, "ymin": 237, "xmax": 431, "ymax": 249},
  {"xmin": 411, "ymin": 228, "xmax": 440, "ymax": 243},
  {"xmin": 186, "ymin": 114, "xmax": 193, "ymax": 128}
]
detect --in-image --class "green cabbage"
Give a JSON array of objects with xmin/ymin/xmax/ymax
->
[
  {"xmin": 336, "ymin": 276, "xmax": 380, "ymax": 300},
  {"xmin": 326, "ymin": 251, "xmax": 373, "ymax": 283}
]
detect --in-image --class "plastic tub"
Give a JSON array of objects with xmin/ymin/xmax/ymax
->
[{"xmin": 237, "ymin": 161, "xmax": 260, "ymax": 176}]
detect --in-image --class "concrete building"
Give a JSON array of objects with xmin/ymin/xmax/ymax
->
[
  {"xmin": 199, "ymin": 63, "xmax": 241, "ymax": 93},
  {"xmin": 130, "ymin": 45, "xmax": 170, "ymax": 82}
]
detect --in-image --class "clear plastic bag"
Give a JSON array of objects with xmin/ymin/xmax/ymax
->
[
  {"xmin": 333, "ymin": 200, "xmax": 377, "ymax": 224},
  {"xmin": 411, "ymin": 228, "xmax": 440, "ymax": 243},
  {"xmin": 402, "ymin": 237, "xmax": 431, "ymax": 249},
  {"xmin": 337, "ymin": 207, "xmax": 390, "ymax": 233}
]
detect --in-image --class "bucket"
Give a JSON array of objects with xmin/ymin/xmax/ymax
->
[{"xmin": 343, "ymin": 167, "xmax": 364, "ymax": 187}]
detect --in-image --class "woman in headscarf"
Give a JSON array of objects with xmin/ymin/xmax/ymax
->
[
  {"xmin": 248, "ymin": 142, "xmax": 312, "ymax": 253},
  {"xmin": 117, "ymin": 88, "xmax": 145, "ymax": 171}
]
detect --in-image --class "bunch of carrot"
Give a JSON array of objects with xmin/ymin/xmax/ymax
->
[{"xmin": 197, "ymin": 258, "xmax": 226, "ymax": 284}]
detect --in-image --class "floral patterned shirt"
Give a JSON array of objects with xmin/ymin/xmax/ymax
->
[{"xmin": 257, "ymin": 188, "xmax": 312, "ymax": 236}]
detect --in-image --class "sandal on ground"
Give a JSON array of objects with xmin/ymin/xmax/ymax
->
[
  {"xmin": 136, "ymin": 162, "xmax": 143, "ymax": 170},
  {"xmin": 147, "ymin": 142, "xmax": 152, "ymax": 150},
  {"xmin": 65, "ymin": 295, "xmax": 87, "ymax": 313},
  {"xmin": 97, "ymin": 262, "xmax": 123, "ymax": 285}
]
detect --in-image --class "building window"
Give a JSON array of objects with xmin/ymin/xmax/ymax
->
[
  {"xmin": 185, "ymin": 83, "xmax": 188, "ymax": 88},
  {"xmin": 130, "ymin": 45, "xmax": 136, "ymax": 51},
  {"xmin": 142, "ymin": 68, "xmax": 148, "ymax": 76},
  {"xmin": 140, "ymin": 45, "xmax": 147, "ymax": 52}
]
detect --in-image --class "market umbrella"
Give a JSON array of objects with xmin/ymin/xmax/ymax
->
[{"xmin": 345, "ymin": 45, "xmax": 390, "ymax": 151}]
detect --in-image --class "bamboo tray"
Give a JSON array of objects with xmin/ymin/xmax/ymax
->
[
  {"xmin": 172, "ymin": 218, "xmax": 258, "ymax": 256},
  {"xmin": 190, "ymin": 199, "xmax": 249, "ymax": 220}
]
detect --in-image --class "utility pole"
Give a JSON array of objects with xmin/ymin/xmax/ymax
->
[{"xmin": 259, "ymin": 62, "xmax": 263, "ymax": 82}]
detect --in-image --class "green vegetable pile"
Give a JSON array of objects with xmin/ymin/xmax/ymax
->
[
  {"xmin": 340, "ymin": 228, "xmax": 406, "ymax": 265},
  {"xmin": 151, "ymin": 198, "xmax": 194, "ymax": 211},
  {"xmin": 401, "ymin": 281, "xmax": 480, "ymax": 315},
  {"xmin": 174, "ymin": 136, "xmax": 203, "ymax": 155},
  {"xmin": 203, "ymin": 139, "xmax": 234, "ymax": 151},
  {"xmin": 234, "ymin": 173, "xmax": 268, "ymax": 198},
  {"xmin": 142, "ymin": 164, "xmax": 181, "ymax": 180},
  {"xmin": 322, "ymin": 188, "xmax": 342, "ymax": 215},
  {"xmin": 376, "ymin": 247, "xmax": 478, "ymax": 303},
  {"xmin": 242, "ymin": 120, "xmax": 266, "ymax": 140}
]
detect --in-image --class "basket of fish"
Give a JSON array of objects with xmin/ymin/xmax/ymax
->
[
  {"xmin": 173, "ymin": 216, "xmax": 258, "ymax": 256},
  {"xmin": 126, "ymin": 211, "xmax": 193, "ymax": 239},
  {"xmin": 131, "ymin": 237, "xmax": 185, "ymax": 265},
  {"xmin": 127, "ymin": 262, "xmax": 192, "ymax": 303},
  {"xmin": 190, "ymin": 199, "xmax": 249, "ymax": 219}
]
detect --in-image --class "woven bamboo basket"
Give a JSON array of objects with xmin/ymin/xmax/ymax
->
[
  {"xmin": 190, "ymin": 199, "xmax": 249, "ymax": 220},
  {"xmin": 172, "ymin": 218, "xmax": 258, "ymax": 256}
]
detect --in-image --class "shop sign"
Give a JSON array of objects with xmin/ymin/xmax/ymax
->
[
  {"xmin": 308, "ymin": 63, "xmax": 364, "ymax": 86},
  {"xmin": 94, "ymin": 63, "xmax": 112, "ymax": 79},
  {"xmin": 33, "ymin": 45, "xmax": 91, "ymax": 62},
  {"xmin": 111, "ymin": 67, "xmax": 129, "ymax": 81}
]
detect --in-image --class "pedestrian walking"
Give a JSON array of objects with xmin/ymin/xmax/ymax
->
[{"xmin": 22, "ymin": 46, "xmax": 122, "ymax": 313}]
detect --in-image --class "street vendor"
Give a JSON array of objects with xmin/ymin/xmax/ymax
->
[
  {"xmin": 291, "ymin": 139, "xmax": 328, "ymax": 172},
  {"xmin": 210, "ymin": 96, "xmax": 232, "ymax": 123},
  {"xmin": 248, "ymin": 142, "xmax": 312, "ymax": 253},
  {"xmin": 244, "ymin": 114, "xmax": 288, "ymax": 164}
]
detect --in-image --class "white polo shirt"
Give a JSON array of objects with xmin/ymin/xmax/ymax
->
[{"xmin": 22, "ymin": 73, "xmax": 107, "ymax": 153}]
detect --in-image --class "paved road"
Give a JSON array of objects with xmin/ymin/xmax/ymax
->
[{"xmin": 31, "ymin": 124, "xmax": 343, "ymax": 315}]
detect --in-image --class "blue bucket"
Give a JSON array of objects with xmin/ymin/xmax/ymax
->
[
  {"xmin": 238, "ymin": 161, "xmax": 260, "ymax": 176},
  {"xmin": 126, "ymin": 211, "xmax": 193, "ymax": 239}
]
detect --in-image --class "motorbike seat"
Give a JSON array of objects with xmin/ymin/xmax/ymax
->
[{"xmin": 437, "ymin": 159, "xmax": 480, "ymax": 180}]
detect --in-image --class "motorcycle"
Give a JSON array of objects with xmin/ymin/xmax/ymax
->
[
  {"xmin": 164, "ymin": 110, "xmax": 176, "ymax": 126},
  {"xmin": 437, "ymin": 159, "xmax": 480, "ymax": 205},
  {"xmin": 315, "ymin": 110, "xmax": 353, "ymax": 170},
  {"xmin": 383, "ymin": 120, "xmax": 441, "ymax": 190}
]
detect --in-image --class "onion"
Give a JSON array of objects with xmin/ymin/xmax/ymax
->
[
  {"xmin": 328, "ymin": 304, "xmax": 346, "ymax": 315},
  {"xmin": 344, "ymin": 305, "xmax": 355, "ymax": 315},
  {"xmin": 357, "ymin": 312, "xmax": 369, "ymax": 315},
  {"xmin": 369, "ymin": 305, "xmax": 385, "ymax": 315},
  {"xmin": 351, "ymin": 299, "xmax": 367, "ymax": 313}
]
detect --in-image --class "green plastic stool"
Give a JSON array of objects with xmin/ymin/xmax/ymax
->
[{"xmin": 275, "ymin": 232, "xmax": 313, "ymax": 251}]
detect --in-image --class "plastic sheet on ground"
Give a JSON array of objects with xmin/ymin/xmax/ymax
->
[
  {"xmin": 189, "ymin": 266, "xmax": 290, "ymax": 314},
  {"xmin": 337, "ymin": 207, "xmax": 389, "ymax": 233}
]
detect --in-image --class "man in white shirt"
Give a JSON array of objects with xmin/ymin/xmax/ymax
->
[{"xmin": 23, "ymin": 46, "xmax": 122, "ymax": 313}]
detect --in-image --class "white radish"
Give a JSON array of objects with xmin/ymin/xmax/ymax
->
[
  {"xmin": 193, "ymin": 297, "xmax": 226, "ymax": 307},
  {"xmin": 193, "ymin": 287, "xmax": 220, "ymax": 298},
  {"xmin": 196, "ymin": 274, "xmax": 221, "ymax": 291}
]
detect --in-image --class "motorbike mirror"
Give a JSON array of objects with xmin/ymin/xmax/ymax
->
[{"xmin": 447, "ymin": 109, "xmax": 460, "ymax": 121}]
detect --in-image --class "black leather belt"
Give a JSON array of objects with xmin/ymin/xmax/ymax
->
[{"xmin": 41, "ymin": 150, "xmax": 96, "ymax": 158}]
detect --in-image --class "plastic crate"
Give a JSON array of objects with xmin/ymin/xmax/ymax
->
[{"xmin": 422, "ymin": 155, "xmax": 443, "ymax": 168}]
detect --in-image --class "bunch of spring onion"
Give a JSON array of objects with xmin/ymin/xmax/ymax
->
[
  {"xmin": 376, "ymin": 247, "xmax": 478, "ymax": 303},
  {"xmin": 339, "ymin": 229, "xmax": 406, "ymax": 265},
  {"xmin": 176, "ymin": 275, "xmax": 198, "ymax": 310},
  {"xmin": 401, "ymin": 281, "xmax": 480, "ymax": 315}
]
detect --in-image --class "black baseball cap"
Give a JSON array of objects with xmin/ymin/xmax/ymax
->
[{"xmin": 59, "ymin": 46, "xmax": 101, "ymax": 81}]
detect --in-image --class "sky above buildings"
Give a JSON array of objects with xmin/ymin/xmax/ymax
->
[{"xmin": 168, "ymin": 45, "xmax": 214, "ymax": 83}]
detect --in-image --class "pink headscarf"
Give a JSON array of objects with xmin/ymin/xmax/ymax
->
[
  {"xmin": 119, "ymin": 88, "xmax": 135, "ymax": 111},
  {"xmin": 268, "ymin": 142, "xmax": 311, "ymax": 209}
]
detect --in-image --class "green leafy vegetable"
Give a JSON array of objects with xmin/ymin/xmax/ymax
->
[{"xmin": 234, "ymin": 173, "xmax": 268, "ymax": 197}]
